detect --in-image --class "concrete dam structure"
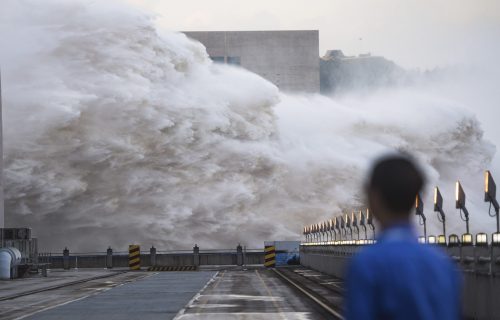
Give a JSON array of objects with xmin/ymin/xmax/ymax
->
[{"xmin": 185, "ymin": 30, "xmax": 320, "ymax": 93}]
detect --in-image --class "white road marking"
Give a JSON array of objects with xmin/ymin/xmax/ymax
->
[
  {"xmin": 12, "ymin": 272, "xmax": 155, "ymax": 320},
  {"xmin": 175, "ymin": 312, "xmax": 312, "ymax": 320},
  {"xmin": 173, "ymin": 271, "xmax": 219, "ymax": 320}
]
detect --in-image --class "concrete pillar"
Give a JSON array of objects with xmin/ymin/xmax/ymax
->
[
  {"xmin": 236, "ymin": 244, "xmax": 243, "ymax": 266},
  {"xmin": 150, "ymin": 246, "xmax": 156, "ymax": 266},
  {"xmin": 41, "ymin": 264, "xmax": 48, "ymax": 277},
  {"xmin": 193, "ymin": 244, "xmax": 200, "ymax": 267},
  {"xmin": 63, "ymin": 247, "xmax": 70, "ymax": 270},
  {"xmin": 106, "ymin": 247, "xmax": 113, "ymax": 269}
]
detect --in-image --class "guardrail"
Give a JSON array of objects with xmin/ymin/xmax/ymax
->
[{"xmin": 38, "ymin": 245, "xmax": 265, "ymax": 269}]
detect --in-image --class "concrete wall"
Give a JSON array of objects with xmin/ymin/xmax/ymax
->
[
  {"xmin": 40, "ymin": 251, "xmax": 264, "ymax": 269},
  {"xmin": 301, "ymin": 244, "xmax": 500, "ymax": 319},
  {"xmin": 184, "ymin": 30, "xmax": 320, "ymax": 93},
  {"xmin": 300, "ymin": 245, "xmax": 359, "ymax": 278}
]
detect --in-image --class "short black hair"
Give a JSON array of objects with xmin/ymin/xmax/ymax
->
[{"xmin": 367, "ymin": 154, "xmax": 425, "ymax": 214}]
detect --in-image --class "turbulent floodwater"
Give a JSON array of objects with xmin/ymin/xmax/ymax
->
[{"xmin": 0, "ymin": 0, "xmax": 495, "ymax": 251}]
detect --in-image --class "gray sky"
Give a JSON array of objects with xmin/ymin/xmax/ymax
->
[{"xmin": 129, "ymin": 0, "xmax": 500, "ymax": 69}]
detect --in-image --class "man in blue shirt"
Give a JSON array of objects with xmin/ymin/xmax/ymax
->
[{"xmin": 345, "ymin": 155, "xmax": 461, "ymax": 320}]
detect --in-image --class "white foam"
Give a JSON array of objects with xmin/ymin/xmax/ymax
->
[{"xmin": 0, "ymin": 0, "xmax": 495, "ymax": 251}]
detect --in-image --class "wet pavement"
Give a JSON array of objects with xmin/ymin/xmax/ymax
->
[
  {"xmin": 0, "ymin": 271, "xmax": 149, "ymax": 320},
  {"xmin": 0, "ymin": 269, "xmax": 122, "ymax": 300},
  {"xmin": 17, "ymin": 271, "xmax": 216, "ymax": 320},
  {"xmin": 175, "ymin": 268, "xmax": 334, "ymax": 320},
  {"xmin": 1, "ymin": 268, "xmax": 336, "ymax": 320}
]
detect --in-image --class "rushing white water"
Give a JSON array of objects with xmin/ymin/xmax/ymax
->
[{"xmin": 0, "ymin": 0, "xmax": 495, "ymax": 251}]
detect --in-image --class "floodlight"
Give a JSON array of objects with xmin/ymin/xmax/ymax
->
[
  {"xmin": 448, "ymin": 234, "xmax": 460, "ymax": 247},
  {"xmin": 418, "ymin": 236, "xmax": 426, "ymax": 244},
  {"xmin": 476, "ymin": 233, "xmax": 488, "ymax": 246},
  {"xmin": 366, "ymin": 208, "xmax": 375, "ymax": 239},
  {"xmin": 359, "ymin": 210, "xmax": 367, "ymax": 240},
  {"xmin": 461, "ymin": 233, "xmax": 473, "ymax": 246},
  {"xmin": 433, "ymin": 187, "xmax": 447, "ymax": 239},
  {"xmin": 339, "ymin": 215, "xmax": 346, "ymax": 240},
  {"xmin": 322, "ymin": 223, "xmax": 326, "ymax": 241},
  {"xmin": 434, "ymin": 187, "xmax": 443, "ymax": 212},
  {"xmin": 455, "ymin": 181, "xmax": 466, "ymax": 209},
  {"xmin": 345, "ymin": 214, "xmax": 353, "ymax": 240},
  {"xmin": 485, "ymin": 170, "xmax": 497, "ymax": 203},
  {"xmin": 351, "ymin": 212, "xmax": 357, "ymax": 227},
  {"xmin": 428, "ymin": 236, "xmax": 436, "ymax": 244},
  {"xmin": 325, "ymin": 221, "xmax": 330, "ymax": 241},
  {"xmin": 455, "ymin": 181, "xmax": 470, "ymax": 234},
  {"xmin": 437, "ymin": 235, "xmax": 446, "ymax": 245},
  {"xmin": 351, "ymin": 212, "xmax": 360, "ymax": 240},
  {"xmin": 492, "ymin": 232, "xmax": 500, "ymax": 246},
  {"xmin": 415, "ymin": 194, "xmax": 427, "ymax": 240},
  {"xmin": 484, "ymin": 170, "xmax": 499, "ymax": 233},
  {"xmin": 366, "ymin": 209, "xmax": 373, "ymax": 225},
  {"xmin": 330, "ymin": 219, "xmax": 337, "ymax": 241},
  {"xmin": 415, "ymin": 193, "xmax": 424, "ymax": 216},
  {"xmin": 359, "ymin": 211, "xmax": 365, "ymax": 226}
]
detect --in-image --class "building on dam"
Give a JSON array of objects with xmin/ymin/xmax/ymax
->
[{"xmin": 184, "ymin": 30, "xmax": 320, "ymax": 93}]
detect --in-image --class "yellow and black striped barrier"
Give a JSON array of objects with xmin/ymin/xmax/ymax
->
[
  {"xmin": 129, "ymin": 244, "xmax": 141, "ymax": 270},
  {"xmin": 147, "ymin": 266, "xmax": 197, "ymax": 271},
  {"xmin": 264, "ymin": 244, "xmax": 276, "ymax": 268}
]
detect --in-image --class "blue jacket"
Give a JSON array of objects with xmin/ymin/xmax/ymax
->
[{"xmin": 345, "ymin": 224, "xmax": 461, "ymax": 320}]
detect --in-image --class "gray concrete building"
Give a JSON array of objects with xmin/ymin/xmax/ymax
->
[{"xmin": 184, "ymin": 30, "xmax": 320, "ymax": 93}]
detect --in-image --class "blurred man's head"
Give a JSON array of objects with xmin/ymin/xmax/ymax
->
[{"xmin": 366, "ymin": 154, "xmax": 425, "ymax": 229}]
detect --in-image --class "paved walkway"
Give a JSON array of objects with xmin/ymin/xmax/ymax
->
[
  {"xmin": 0, "ymin": 269, "xmax": 117, "ymax": 300},
  {"xmin": 22, "ymin": 272, "xmax": 216, "ymax": 320},
  {"xmin": 176, "ymin": 268, "xmax": 332, "ymax": 319}
]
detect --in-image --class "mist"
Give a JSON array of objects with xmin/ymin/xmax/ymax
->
[{"xmin": 0, "ymin": 0, "xmax": 496, "ymax": 251}]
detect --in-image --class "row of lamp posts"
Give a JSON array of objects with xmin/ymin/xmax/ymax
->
[{"xmin": 303, "ymin": 170, "xmax": 500, "ymax": 247}]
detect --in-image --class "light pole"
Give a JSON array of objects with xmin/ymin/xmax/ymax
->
[
  {"xmin": 345, "ymin": 214, "xmax": 352, "ymax": 244},
  {"xmin": 340, "ymin": 215, "xmax": 346, "ymax": 243},
  {"xmin": 359, "ymin": 210, "xmax": 367, "ymax": 242},
  {"xmin": 415, "ymin": 193, "xmax": 427, "ymax": 243},
  {"xmin": 367, "ymin": 209, "xmax": 375, "ymax": 241},
  {"xmin": 352, "ymin": 212, "xmax": 360, "ymax": 242},
  {"xmin": 433, "ymin": 187, "xmax": 446, "ymax": 244},
  {"xmin": 329, "ymin": 219, "xmax": 336, "ymax": 242},
  {"xmin": 335, "ymin": 217, "xmax": 341, "ymax": 244},
  {"xmin": 484, "ymin": 171, "xmax": 499, "ymax": 233},
  {"xmin": 456, "ymin": 181, "xmax": 470, "ymax": 234}
]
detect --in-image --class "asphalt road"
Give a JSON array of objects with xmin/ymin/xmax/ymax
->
[
  {"xmin": 175, "ymin": 268, "xmax": 334, "ymax": 320},
  {"xmin": 2, "ymin": 268, "xmax": 335, "ymax": 320},
  {"xmin": 9, "ymin": 271, "xmax": 216, "ymax": 320}
]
